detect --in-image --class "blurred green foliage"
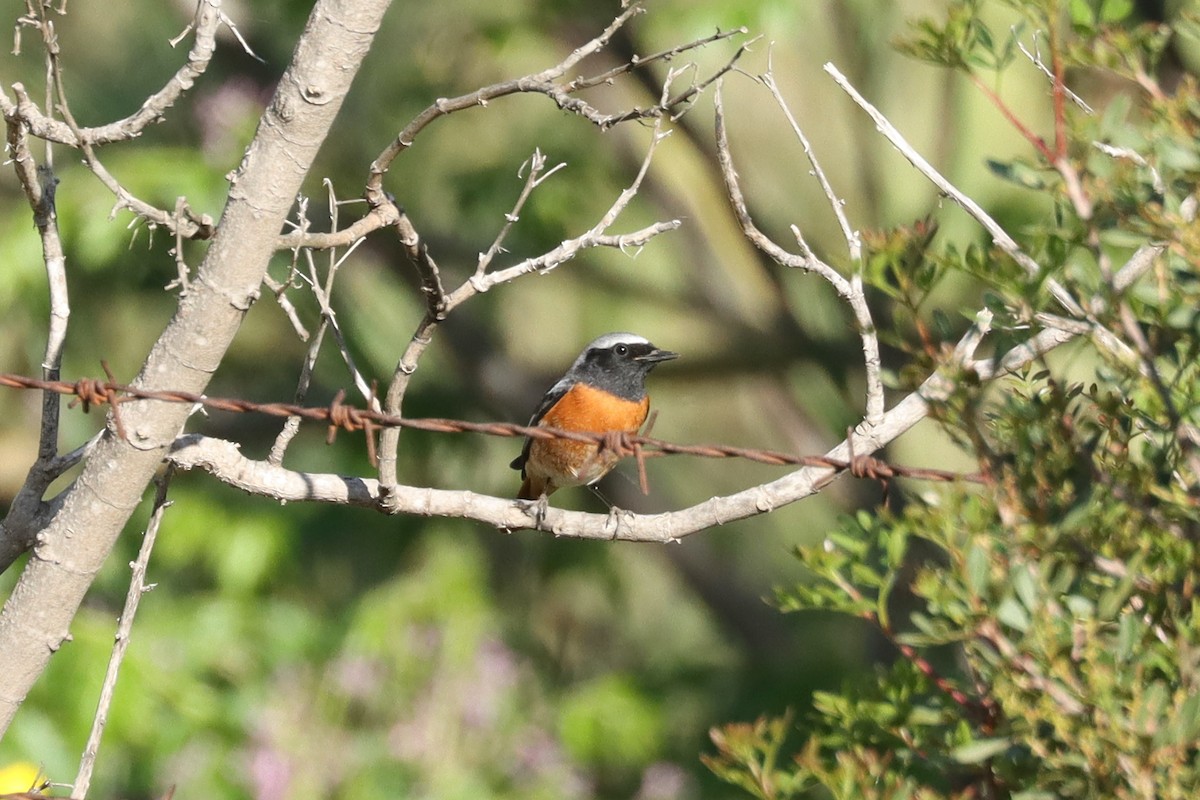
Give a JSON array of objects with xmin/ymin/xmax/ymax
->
[
  {"xmin": 4, "ymin": 0, "xmax": 1195, "ymax": 798},
  {"xmin": 706, "ymin": 0, "xmax": 1200, "ymax": 797}
]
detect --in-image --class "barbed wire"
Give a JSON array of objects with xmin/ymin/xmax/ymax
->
[{"xmin": 0, "ymin": 368, "xmax": 985, "ymax": 486}]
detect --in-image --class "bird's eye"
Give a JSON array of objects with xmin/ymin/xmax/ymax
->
[{"xmin": 614, "ymin": 344, "xmax": 629, "ymax": 356}]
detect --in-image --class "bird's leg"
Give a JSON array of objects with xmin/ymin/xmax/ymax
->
[
  {"xmin": 603, "ymin": 502, "xmax": 633, "ymax": 540},
  {"xmin": 518, "ymin": 493, "xmax": 550, "ymax": 530}
]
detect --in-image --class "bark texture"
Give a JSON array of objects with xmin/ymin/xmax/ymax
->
[{"xmin": 0, "ymin": 0, "xmax": 393, "ymax": 737}]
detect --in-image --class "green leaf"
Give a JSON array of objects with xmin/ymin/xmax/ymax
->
[
  {"xmin": 884, "ymin": 524, "xmax": 909, "ymax": 568},
  {"xmin": 1099, "ymin": 0, "xmax": 1134, "ymax": 23},
  {"xmin": 986, "ymin": 158, "xmax": 1048, "ymax": 189},
  {"xmin": 829, "ymin": 530, "xmax": 870, "ymax": 559},
  {"xmin": 850, "ymin": 562, "xmax": 884, "ymax": 589},
  {"xmin": 1118, "ymin": 609, "xmax": 1137, "ymax": 662},
  {"xmin": 1098, "ymin": 229, "xmax": 1153, "ymax": 249},
  {"xmin": 558, "ymin": 675, "xmax": 663, "ymax": 769},
  {"xmin": 1097, "ymin": 92, "xmax": 1133, "ymax": 139},
  {"xmin": 997, "ymin": 597, "xmax": 1030, "ymax": 632},
  {"xmin": 1069, "ymin": 0, "xmax": 1097, "ymax": 31},
  {"xmin": 1063, "ymin": 594, "xmax": 1094, "ymax": 618},
  {"xmin": 966, "ymin": 543, "xmax": 989, "ymax": 595},
  {"xmin": 1012, "ymin": 564, "xmax": 1040, "ymax": 613},
  {"xmin": 951, "ymin": 737, "xmax": 1011, "ymax": 764},
  {"xmin": 1167, "ymin": 692, "xmax": 1200, "ymax": 745}
]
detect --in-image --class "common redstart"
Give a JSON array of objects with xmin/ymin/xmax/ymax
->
[{"xmin": 510, "ymin": 332, "xmax": 678, "ymax": 500}]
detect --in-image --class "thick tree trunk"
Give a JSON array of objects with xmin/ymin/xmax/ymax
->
[{"xmin": 0, "ymin": 0, "xmax": 393, "ymax": 738}]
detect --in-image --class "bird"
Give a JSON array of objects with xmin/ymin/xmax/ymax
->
[{"xmin": 510, "ymin": 332, "xmax": 678, "ymax": 501}]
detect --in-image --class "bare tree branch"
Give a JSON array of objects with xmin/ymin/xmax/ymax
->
[
  {"xmin": 160, "ymin": 311, "xmax": 994, "ymax": 539},
  {"xmin": 396, "ymin": 210, "xmax": 447, "ymax": 318},
  {"xmin": 364, "ymin": 6, "xmax": 745, "ymax": 207},
  {"xmin": 0, "ymin": 0, "xmax": 221, "ymax": 148},
  {"xmin": 714, "ymin": 81, "xmax": 884, "ymax": 427},
  {"xmin": 270, "ymin": 185, "xmax": 378, "ymax": 466},
  {"xmin": 70, "ymin": 470, "xmax": 172, "ymax": 800},
  {"xmin": 376, "ymin": 78, "xmax": 680, "ymax": 494},
  {"xmin": 752, "ymin": 66, "xmax": 885, "ymax": 427},
  {"xmin": 1, "ymin": 2, "xmax": 224, "ymax": 240},
  {"xmin": 968, "ymin": 244, "xmax": 1163, "ymax": 381},
  {"xmin": 0, "ymin": 107, "xmax": 68, "ymax": 569},
  {"xmin": 823, "ymin": 61, "xmax": 1088, "ymax": 320},
  {"xmin": 270, "ymin": 13, "xmax": 744, "ymax": 256},
  {"xmin": 274, "ymin": 202, "xmax": 402, "ymax": 251}
]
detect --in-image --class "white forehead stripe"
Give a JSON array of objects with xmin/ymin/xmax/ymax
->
[
  {"xmin": 570, "ymin": 332, "xmax": 653, "ymax": 369},
  {"xmin": 583, "ymin": 332, "xmax": 651, "ymax": 351}
]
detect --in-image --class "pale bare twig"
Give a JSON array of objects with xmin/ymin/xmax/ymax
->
[
  {"xmin": 375, "ymin": 209, "xmax": 446, "ymax": 488},
  {"xmin": 1056, "ymin": 154, "xmax": 1095, "ymax": 223},
  {"xmin": 968, "ymin": 244, "xmax": 1163, "ymax": 380},
  {"xmin": 1, "ymin": 1, "xmax": 221, "ymax": 240},
  {"xmin": 268, "ymin": 296, "xmax": 319, "ymax": 465},
  {"xmin": 71, "ymin": 469, "xmax": 172, "ymax": 800},
  {"xmin": 44, "ymin": 79, "xmax": 216, "ymax": 240},
  {"xmin": 744, "ymin": 65, "xmax": 885, "ymax": 427},
  {"xmin": 1093, "ymin": 142, "xmax": 1165, "ymax": 195},
  {"xmin": 4, "ymin": 23, "xmax": 69, "ymax": 471},
  {"xmin": 215, "ymin": 8, "xmax": 262, "ymax": 63},
  {"xmin": 266, "ymin": 196, "xmax": 316, "ymax": 340},
  {"xmin": 1034, "ymin": 311, "xmax": 1139, "ymax": 365},
  {"xmin": 34, "ymin": 163, "xmax": 67, "ymax": 461},
  {"xmin": 1028, "ymin": 245, "xmax": 1172, "ymax": 428},
  {"xmin": 760, "ymin": 62, "xmax": 861, "ymax": 262},
  {"xmin": 713, "ymin": 88, "xmax": 846, "ymax": 290},
  {"xmin": 1117, "ymin": 299, "xmax": 1180, "ymax": 425},
  {"xmin": 274, "ymin": 203, "xmax": 402, "ymax": 251},
  {"xmin": 574, "ymin": 37, "xmax": 755, "ymax": 129},
  {"xmin": 1015, "ymin": 28, "xmax": 1093, "ymax": 114},
  {"xmin": 469, "ymin": 221, "xmax": 679, "ymax": 294},
  {"xmin": 307, "ymin": 250, "xmax": 376, "ymax": 409},
  {"xmin": 824, "ymin": 62, "xmax": 1089, "ymax": 320},
  {"xmin": 270, "ymin": 186, "xmax": 372, "ymax": 465},
  {"xmin": 560, "ymin": 26, "xmax": 753, "ymax": 96},
  {"xmin": 475, "ymin": 150, "xmax": 565, "ymax": 279},
  {"xmin": 263, "ymin": 274, "xmax": 310, "ymax": 342},
  {"xmin": 165, "ymin": 197, "xmax": 194, "ymax": 293},
  {"xmin": 713, "ymin": 82, "xmax": 884, "ymax": 426}
]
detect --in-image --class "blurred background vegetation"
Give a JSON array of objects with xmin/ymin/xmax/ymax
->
[{"xmin": 1, "ymin": 0, "xmax": 1195, "ymax": 798}]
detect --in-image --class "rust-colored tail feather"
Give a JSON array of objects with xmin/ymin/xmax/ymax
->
[{"xmin": 518, "ymin": 476, "xmax": 552, "ymax": 500}]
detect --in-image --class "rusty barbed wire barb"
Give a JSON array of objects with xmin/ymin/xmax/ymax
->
[{"xmin": 0, "ymin": 370, "xmax": 985, "ymax": 485}]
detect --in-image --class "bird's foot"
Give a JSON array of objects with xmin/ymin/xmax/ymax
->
[{"xmin": 517, "ymin": 494, "xmax": 550, "ymax": 529}]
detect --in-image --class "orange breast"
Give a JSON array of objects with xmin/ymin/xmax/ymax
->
[
  {"xmin": 539, "ymin": 383, "xmax": 650, "ymax": 433},
  {"xmin": 525, "ymin": 383, "xmax": 650, "ymax": 493}
]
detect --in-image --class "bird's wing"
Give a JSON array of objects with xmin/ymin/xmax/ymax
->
[{"xmin": 509, "ymin": 378, "xmax": 573, "ymax": 475}]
